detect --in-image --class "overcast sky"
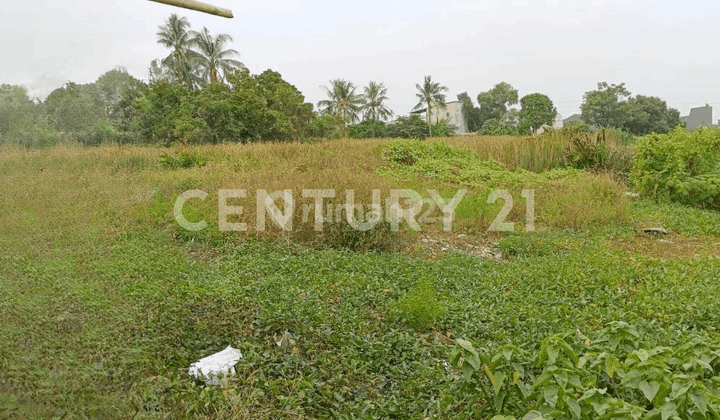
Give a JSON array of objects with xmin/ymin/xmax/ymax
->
[{"xmin": 2, "ymin": 0, "xmax": 719, "ymax": 122}]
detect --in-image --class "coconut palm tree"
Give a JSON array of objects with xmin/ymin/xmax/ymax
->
[
  {"xmin": 412, "ymin": 75, "xmax": 448, "ymax": 135},
  {"xmin": 317, "ymin": 79, "xmax": 363, "ymax": 125},
  {"xmin": 361, "ymin": 81, "xmax": 393, "ymax": 122},
  {"xmin": 190, "ymin": 27, "xmax": 245, "ymax": 85},
  {"xmin": 156, "ymin": 14, "xmax": 199, "ymax": 90}
]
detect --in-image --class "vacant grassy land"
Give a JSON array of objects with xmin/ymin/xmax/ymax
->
[{"xmin": 2, "ymin": 136, "xmax": 720, "ymax": 419}]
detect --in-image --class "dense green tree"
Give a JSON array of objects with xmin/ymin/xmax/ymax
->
[
  {"xmin": 148, "ymin": 59, "xmax": 173, "ymax": 84},
  {"xmin": 43, "ymin": 82, "xmax": 106, "ymax": 135},
  {"xmin": 131, "ymin": 81, "xmax": 208, "ymax": 145},
  {"xmin": 0, "ymin": 85, "xmax": 38, "ymax": 138},
  {"xmin": 348, "ymin": 120, "xmax": 387, "ymax": 139},
  {"xmin": 580, "ymin": 82, "xmax": 631, "ymax": 128},
  {"xmin": 619, "ymin": 95, "xmax": 680, "ymax": 136},
  {"xmin": 479, "ymin": 118, "xmax": 519, "ymax": 136},
  {"xmin": 255, "ymin": 70, "xmax": 314, "ymax": 139},
  {"xmin": 457, "ymin": 92, "xmax": 482, "ymax": 132},
  {"xmin": 318, "ymin": 79, "xmax": 364, "ymax": 126},
  {"xmin": 309, "ymin": 113, "xmax": 346, "ymax": 139},
  {"xmin": 190, "ymin": 27, "xmax": 245, "ymax": 85},
  {"xmin": 128, "ymin": 69, "xmax": 314, "ymax": 145},
  {"xmin": 476, "ymin": 82, "xmax": 519, "ymax": 126},
  {"xmin": 386, "ymin": 114, "xmax": 429, "ymax": 139},
  {"xmin": 361, "ymin": 81, "xmax": 393, "ymax": 122},
  {"xmin": 95, "ymin": 67, "xmax": 146, "ymax": 117},
  {"xmin": 412, "ymin": 75, "xmax": 448, "ymax": 135},
  {"xmin": 518, "ymin": 93, "xmax": 557, "ymax": 134},
  {"xmin": 156, "ymin": 14, "xmax": 200, "ymax": 90}
]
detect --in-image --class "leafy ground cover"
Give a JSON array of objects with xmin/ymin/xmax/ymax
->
[{"xmin": 1, "ymin": 137, "xmax": 719, "ymax": 419}]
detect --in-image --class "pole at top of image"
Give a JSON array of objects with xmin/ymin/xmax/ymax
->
[{"xmin": 147, "ymin": 0, "xmax": 233, "ymax": 18}]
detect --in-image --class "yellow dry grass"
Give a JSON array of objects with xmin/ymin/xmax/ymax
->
[{"xmin": 0, "ymin": 137, "xmax": 631, "ymax": 254}]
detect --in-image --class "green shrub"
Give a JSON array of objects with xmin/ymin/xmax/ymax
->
[
  {"xmin": 563, "ymin": 129, "xmax": 634, "ymax": 183},
  {"xmin": 158, "ymin": 150, "xmax": 207, "ymax": 169},
  {"xmin": 13, "ymin": 125, "xmax": 59, "ymax": 149},
  {"xmin": 348, "ymin": 120, "xmax": 388, "ymax": 139},
  {"xmin": 306, "ymin": 218, "xmax": 399, "ymax": 253},
  {"xmin": 309, "ymin": 113, "xmax": 345, "ymax": 139},
  {"xmin": 391, "ymin": 278, "xmax": 445, "ymax": 330},
  {"xmin": 386, "ymin": 115, "xmax": 429, "ymax": 139},
  {"xmin": 632, "ymin": 126, "xmax": 720, "ymax": 209},
  {"xmin": 431, "ymin": 121, "xmax": 457, "ymax": 137},
  {"xmin": 480, "ymin": 118, "xmax": 519, "ymax": 136}
]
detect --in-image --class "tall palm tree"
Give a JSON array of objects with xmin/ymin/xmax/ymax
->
[
  {"xmin": 190, "ymin": 27, "xmax": 245, "ymax": 85},
  {"xmin": 317, "ymin": 79, "xmax": 363, "ymax": 125},
  {"xmin": 412, "ymin": 75, "xmax": 449, "ymax": 135},
  {"xmin": 156, "ymin": 14, "xmax": 198, "ymax": 90},
  {"xmin": 361, "ymin": 81, "xmax": 393, "ymax": 122}
]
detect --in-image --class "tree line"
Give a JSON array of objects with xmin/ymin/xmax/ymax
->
[{"xmin": 0, "ymin": 15, "xmax": 686, "ymax": 147}]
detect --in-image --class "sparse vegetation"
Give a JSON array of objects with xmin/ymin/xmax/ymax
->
[{"xmin": 2, "ymin": 136, "xmax": 719, "ymax": 418}]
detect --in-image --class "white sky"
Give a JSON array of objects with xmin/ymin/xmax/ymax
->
[{"xmin": 2, "ymin": 0, "xmax": 719, "ymax": 122}]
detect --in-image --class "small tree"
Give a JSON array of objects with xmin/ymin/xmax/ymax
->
[
  {"xmin": 518, "ymin": 93, "xmax": 557, "ymax": 134},
  {"xmin": 580, "ymin": 82, "xmax": 631, "ymax": 129},
  {"xmin": 476, "ymin": 82, "xmax": 519, "ymax": 127}
]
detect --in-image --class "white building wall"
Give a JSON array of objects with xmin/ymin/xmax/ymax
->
[{"xmin": 427, "ymin": 101, "xmax": 468, "ymax": 134}]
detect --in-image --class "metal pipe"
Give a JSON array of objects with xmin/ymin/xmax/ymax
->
[{"xmin": 147, "ymin": 0, "xmax": 233, "ymax": 18}]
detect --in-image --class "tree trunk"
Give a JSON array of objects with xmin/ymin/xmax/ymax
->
[{"xmin": 426, "ymin": 102, "xmax": 432, "ymax": 136}]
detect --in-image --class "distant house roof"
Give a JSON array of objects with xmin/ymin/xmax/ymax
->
[
  {"xmin": 410, "ymin": 100, "xmax": 462, "ymax": 114},
  {"xmin": 563, "ymin": 114, "xmax": 583, "ymax": 124}
]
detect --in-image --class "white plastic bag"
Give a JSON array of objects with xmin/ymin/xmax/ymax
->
[{"xmin": 188, "ymin": 345, "xmax": 243, "ymax": 385}]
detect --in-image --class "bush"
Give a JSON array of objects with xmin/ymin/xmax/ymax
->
[
  {"xmin": 391, "ymin": 278, "xmax": 445, "ymax": 330},
  {"xmin": 560, "ymin": 129, "xmax": 634, "ymax": 183},
  {"xmin": 385, "ymin": 115, "xmax": 429, "ymax": 139},
  {"xmin": 158, "ymin": 150, "xmax": 207, "ymax": 169},
  {"xmin": 562, "ymin": 120, "xmax": 591, "ymax": 134},
  {"xmin": 430, "ymin": 121, "xmax": 457, "ymax": 137},
  {"xmin": 309, "ymin": 114, "xmax": 345, "ymax": 139},
  {"xmin": 479, "ymin": 118, "xmax": 519, "ymax": 135},
  {"xmin": 12, "ymin": 125, "xmax": 59, "ymax": 149},
  {"xmin": 632, "ymin": 126, "xmax": 720, "ymax": 209},
  {"xmin": 348, "ymin": 120, "xmax": 387, "ymax": 139}
]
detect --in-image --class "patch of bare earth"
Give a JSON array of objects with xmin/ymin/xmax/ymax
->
[
  {"xmin": 611, "ymin": 231, "xmax": 720, "ymax": 260},
  {"xmin": 401, "ymin": 229, "xmax": 503, "ymax": 261}
]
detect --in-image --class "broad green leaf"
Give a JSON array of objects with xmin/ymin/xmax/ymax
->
[
  {"xmin": 547, "ymin": 345, "xmax": 560, "ymax": 365},
  {"xmin": 456, "ymin": 339, "xmax": 478, "ymax": 356},
  {"xmin": 560, "ymin": 340, "xmax": 580, "ymax": 366},
  {"xmin": 554, "ymin": 371, "xmax": 569, "ymax": 390},
  {"xmin": 462, "ymin": 360, "xmax": 475, "ymax": 381},
  {"xmin": 544, "ymin": 385, "xmax": 559, "ymax": 407},
  {"xmin": 670, "ymin": 380, "xmax": 692, "ymax": 400},
  {"xmin": 605, "ymin": 355, "xmax": 620, "ymax": 379},
  {"xmin": 516, "ymin": 382, "xmax": 530, "ymax": 399},
  {"xmin": 466, "ymin": 353, "xmax": 481, "ymax": 370},
  {"xmin": 689, "ymin": 390, "xmax": 708, "ymax": 415},
  {"xmin": 639, "ymin": 380, "xmax": 660, "ymax": 403},
  {"xmin": 522, "ymin": 411, "xmax": 547, "ymax": 420},
  {"xmin": 494, "ymin": 371, "xmax": 507, "ymax": 395},
  {"xmin": 565, "ymin": 396, "xmax": 581, "ymax": 419},
  {"xmin": 484, "ymin": 364, "xmax": 496, "ymax": 385},
  {"xmin": 660, "ymin": 401, "xmax": 678, "ymax": 420}
]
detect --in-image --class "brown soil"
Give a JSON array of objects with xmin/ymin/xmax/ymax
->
[{"xmin": 610, "ymin": 232, "xmax": 720, "ymax": 260}]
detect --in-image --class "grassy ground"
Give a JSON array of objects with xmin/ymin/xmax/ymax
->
[{"xmin": 2, "ymin": 136, "xmax": 720, "ymax": 419}]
